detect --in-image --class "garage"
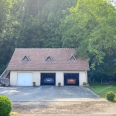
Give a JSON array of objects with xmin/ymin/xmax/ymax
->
[
  {"xmin": 18, "ymin": 73, "xmax": 32, "ymax": 86},
  {"xmin": 64, "ymin": 73, "xmax": 79, "ymax": 86},
  {"xmin": 41, "ymin": 73, "xmax": 56, "ymax": 85}
]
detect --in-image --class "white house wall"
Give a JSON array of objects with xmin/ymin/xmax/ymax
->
[
  {"xmin": 10, "ymin": 71, "xmax": 87, "ymax": 86},
  {"xmin": 56, "ymin": 72, "xmax": 64, "ymax": 86},
  {"xmin": 79, "ymin": 71, "xmax": 87, "ymax": 86},
  {"xmin": 10, "ymin": 71, "xmax": 17, "ymax": 86},
  {"xmin": 33, "ymin": 72, "xmax": 40, "ymax": 86}
]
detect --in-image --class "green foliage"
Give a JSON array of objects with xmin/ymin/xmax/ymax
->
[
  {"xmin": 89, "ymin": 55, "xmax": 116, "ymax": 82},
  {"xmin": 15, "ymin": 0, "xmax": 76, "ymax": 48},
  {"xmin": 33, "ymin": 82, "xmax": 36, "ymax": 87},
  {"xmin": 58, "ymin": 82, "xmax": 61, "ymax": 86},
  {"xmin": 61, "ymin": 0, "xmax": 116, "ymax": 66},
  {"xmin": 0, "ymin": 0, "xmax": 17, "ymax": 74},
  {"xmin": 106, "ymin": 91, "xmax": 115, "ymax": 101},
  {"xmin": 89, "ymin": 84, "xmax": 116, "ymax": 99},
  {"xmin": 83, "ymin": 82, "xmax": 87, "ymax": 85},
  {"xmin": 0, "ymin": 96, "xmax": 12, "ymax": 116}
]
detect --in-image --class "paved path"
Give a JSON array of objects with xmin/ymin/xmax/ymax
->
[{"xmin": 0, "ymin": 86, "xmax": 105, "ymax": 101}]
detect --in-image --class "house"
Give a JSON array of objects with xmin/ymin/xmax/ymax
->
[{"xmin": 7, "ymin": 48, "xmax": 89, "ymax": 86}]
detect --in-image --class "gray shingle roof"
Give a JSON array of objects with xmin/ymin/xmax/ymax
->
[{"xmin": 7, "ymin": 48, "xmax": 90, "ymax": 71}]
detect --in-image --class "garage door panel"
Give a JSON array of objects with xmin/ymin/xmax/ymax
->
[{"xmin": 18, "ymin": 73, "xmax": 32, "ymax": 86}]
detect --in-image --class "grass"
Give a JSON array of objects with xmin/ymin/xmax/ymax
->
[{"xmin": 89, "ymin": 83, "xmax": 116, "ymax": 101}]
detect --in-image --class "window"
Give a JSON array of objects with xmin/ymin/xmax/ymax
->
[
  {"xmin": 69, "ymin": 55, "xmax": 76, "ymax": 62},
  {"xmin": 45, "ymin": 56, "xmax": 53, "ymax": 62},
  {"xmin": 22, "ymin": 56, "xmax": 29, "ymax": 62}
]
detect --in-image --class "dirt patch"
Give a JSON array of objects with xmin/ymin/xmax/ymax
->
[{"xmin": 12, "ymin": 101, "xmax": 116, "ymax": 115}]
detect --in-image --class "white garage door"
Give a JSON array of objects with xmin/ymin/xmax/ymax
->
[{"xmin": 18, "ymin": 73, "xmax": 32, "ymax": 86}]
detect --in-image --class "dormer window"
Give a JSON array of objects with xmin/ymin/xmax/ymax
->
[
  {"xmin": 45, "ymin": 56, "xmax": 53, "ymax": 62},
  {"xmin": 22, "ymin": 56, "xmax": 29, "ymax": 62},
  {"xmin": 69, "ymin": 54, "xmax": 77, "ymax": 62}
]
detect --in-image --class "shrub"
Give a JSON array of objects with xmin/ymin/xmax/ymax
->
[
  {"xmin": 33, "ymin": 82, "xmax": 36, "ymax": 87},
  {"xmin": 106, "ymin": 91, "xmax": 115, "ymax": 101},
  {"xmin": 0, "ymin": 96, "xmax": 12, "ymax": 116},
  {"xmin": 58, "ymin": 82, "xmax": 61, "ymax": 87},
  {"xmin": 83, "ymin": 82, "xmax": 86, "ymax": 85}
]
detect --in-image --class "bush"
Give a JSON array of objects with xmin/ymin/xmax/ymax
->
[
  {"xmin": 83, "ymin": 82, "xmax": 87, "ymax": 85},
  {"xmin": 106, "ymin": 91, "xmax": 115, "ymax": 101},
  {"xmin": 0, "ymin": 96, "xmax": 12, "ymax": 116},
  {"xmin": 58, "ymin": 82, "xmax": 61, "ymax": 87}
]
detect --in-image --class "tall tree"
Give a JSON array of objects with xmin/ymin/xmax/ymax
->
[
  {"xmin": 0, "ymin": 0, "xmax": 17, "ymax": 74},
  {"xmin": 61, "ymin": 0, "xmax": 116, "ymax": 66},
  {"xmin": 41, "ymin": 0, "xmax": 77, "ymax": 47},
  {"xmin": 16, "ymin": 0, "xmax": 76, "ymax": 48}
]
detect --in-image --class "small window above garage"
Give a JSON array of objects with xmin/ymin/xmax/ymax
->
[
  {"xmin": 69, "ymin": 55, "xmax": 77, "ymax": 62},
  {"xmin": 22, "ymin": 55, "xmax": 29, "ymax": 62},
  {"xmin": 45, "ymin": 56, "xmax": 53, "ymax": 62}
]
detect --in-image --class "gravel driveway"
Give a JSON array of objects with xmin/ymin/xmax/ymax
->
[
  {"xmin": 12, "ymin": 101, "xmax": 116, "ymax": 115},
  {"xmin": 0, "ymin": 86, "xmax": 104, "ymax": 101}
]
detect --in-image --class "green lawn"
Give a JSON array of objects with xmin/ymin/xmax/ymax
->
[{"xmin": 89, "ymin": 84, "xmax": 116, "ymax": 101}]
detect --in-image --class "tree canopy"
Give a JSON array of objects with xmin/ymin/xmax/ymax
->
[{"xmin": 61, "ymin": 0, "xmax": 116, "ymax": 65}]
